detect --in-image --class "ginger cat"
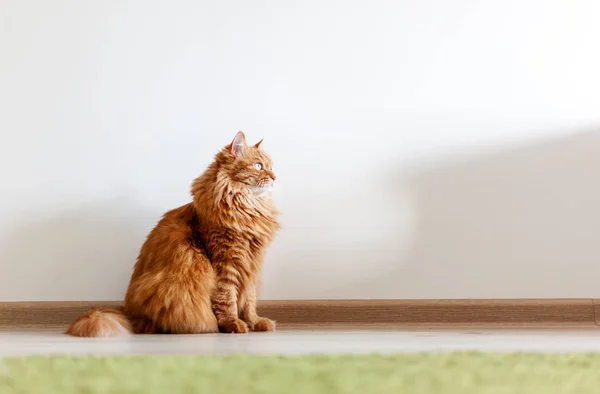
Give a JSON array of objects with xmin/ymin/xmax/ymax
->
[{"xmin": 67, "ymin": 132, "xmax": 279, "ymax": 336}]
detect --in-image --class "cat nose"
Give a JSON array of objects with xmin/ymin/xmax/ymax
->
[{"xmin": 270, "ymin": 173, "xmax": 276, "ymax": 181}]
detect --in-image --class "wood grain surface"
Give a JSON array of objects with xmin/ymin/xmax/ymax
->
[{"xmin": 0, "ymin": 299, "xmax": 598, "ymax": 329}]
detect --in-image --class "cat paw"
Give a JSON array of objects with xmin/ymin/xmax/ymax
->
[
  {"xmin": 251, "ymin": 317, "xmax": 276, "ymax": 332},
  {"xmin": 219, "ymin": 318, "xmax": 248, "ymax": 334}
]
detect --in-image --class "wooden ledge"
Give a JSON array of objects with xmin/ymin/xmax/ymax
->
[{"xmin": 1, "ymin": 299, "xmax": 598, "ymax": 329}]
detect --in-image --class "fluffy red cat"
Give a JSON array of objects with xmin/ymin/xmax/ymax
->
[{"xmin": 66, "ymin": 132, "xmax": 279, "ymax": 336}]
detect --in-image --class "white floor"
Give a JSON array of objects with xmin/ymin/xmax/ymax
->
[{"xmin": 2, "ymin": 328, "xmax": 600, "ymax": 356}]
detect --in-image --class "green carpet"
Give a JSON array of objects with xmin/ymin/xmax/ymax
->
[{"xmin": 2, "ymin": 353, "xmax": 600, "ymax": 394}]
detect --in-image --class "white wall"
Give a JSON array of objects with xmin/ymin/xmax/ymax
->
[{"xmin": 1, "ymin": 0, "xmax": 600, "ymax": 301}]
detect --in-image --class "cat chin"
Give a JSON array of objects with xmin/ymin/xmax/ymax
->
[{"xmin": 249, "ymin": 185, "xmax": 273, "ymax": 198}]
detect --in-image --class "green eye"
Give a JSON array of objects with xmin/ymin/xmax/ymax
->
[{"xmin": 253, "ymin": 163, "xmax": 263, "ymax": 170}]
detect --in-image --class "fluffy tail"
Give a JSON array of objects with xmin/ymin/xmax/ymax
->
[{"xmin": 66, "ymin": 308, "xmax": 133, "ymax": 337}]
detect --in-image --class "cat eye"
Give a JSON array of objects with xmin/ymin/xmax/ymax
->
[{"xmin": 253, "ymin": 163, "xmax": 263, "ymax": 171}]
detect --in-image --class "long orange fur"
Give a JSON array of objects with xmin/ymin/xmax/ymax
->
[{"xmin": 66, "ymin": 132, "xmax": 279, "ymax": 336}]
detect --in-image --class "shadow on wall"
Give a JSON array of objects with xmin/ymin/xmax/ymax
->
[
  {"xmin": 2, "ymin": 131, "xmax": 599, "ymax": 301},
  {"xmin": 0, "ymin": 198, "xmax": 153, "ymax": 301},
  {"xmin": 357, "ymin": 129, "xmax": 600, "ymax": 299}
]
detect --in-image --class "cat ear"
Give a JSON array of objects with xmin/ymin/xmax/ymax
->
[
  {"xmin": 254, "ymin": 139, "xmax": 264, "ymax": 149},
  {"xmin": 230, "ymin": 131, "xmax": 247, "ymax": 157}
]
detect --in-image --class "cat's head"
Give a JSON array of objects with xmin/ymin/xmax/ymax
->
[{"xmin": 218, "ymin": 131, "xmax": 276, "ymax": 197}]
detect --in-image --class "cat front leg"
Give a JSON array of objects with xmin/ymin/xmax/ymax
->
[
  {"xmin": 212, "ymin": 267, "xmax": 248, "ymax": 334},
  {"xmin": 240, "ymin": 282, "xmax": 276, "ymax": 332}
]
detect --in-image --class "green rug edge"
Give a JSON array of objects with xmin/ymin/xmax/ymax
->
[{"xmin": 3, "ymin": 352, "xmax": 600, "ymax": 394}]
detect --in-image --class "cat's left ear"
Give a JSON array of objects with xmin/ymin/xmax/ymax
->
[
  {"xmin": 230, "ymin": 131, "xmax": 247, "ymax": 157},
  {"xmin": 254, "ymin": 139, "xmax": 264, "ymax": 149}
]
